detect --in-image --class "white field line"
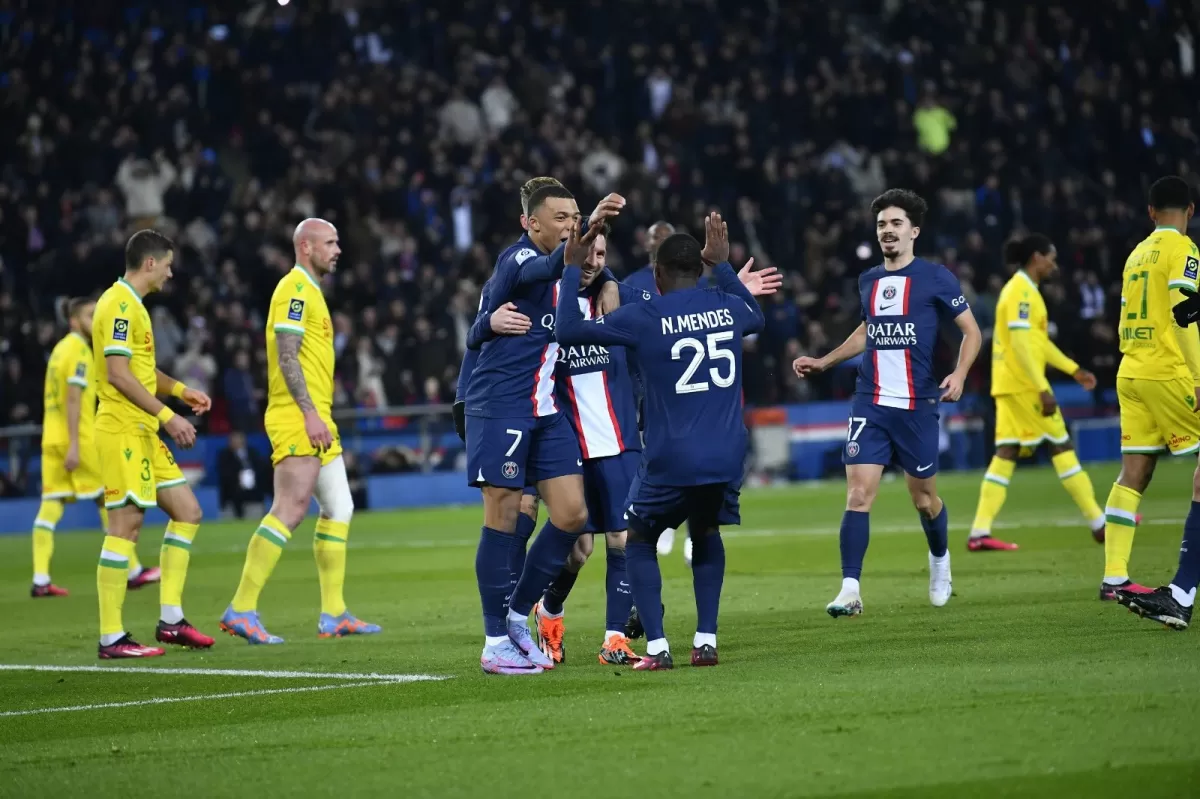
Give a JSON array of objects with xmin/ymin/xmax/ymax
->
[
  {"xmin": 0, "ymin": 664, "xmax": 449, "ymax": 719},
  {"xmin": 0, "ymin": 680, "xmax": 385, "ymax": 718},
  {"xmin": 208, "ymin": 515, "xmax": 1186, "ymax": 552},
  {"xmin": 0, "ymin": 664, "xmax": 445, "ymax": 681}
]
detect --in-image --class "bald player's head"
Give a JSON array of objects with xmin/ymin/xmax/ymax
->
[
  {"xmin": 293, "ymin": 217, "xmax": 341, "ymax": 276},
  {"xmin": 647, "ymin": 221, "xmax": 676, "ymax": 263}
]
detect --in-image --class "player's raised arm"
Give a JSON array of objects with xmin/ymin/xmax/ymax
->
[
  {"xmin": 555, "ymin": 223, "xmax": 639, "ymax": 347},
  {"xmin": 709, "ymin": 260, "xmax": 766, "ymax": 333}
]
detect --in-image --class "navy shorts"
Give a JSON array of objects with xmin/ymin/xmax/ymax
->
[
  {"xmin": 623, "ymin": 467, "xmax": 741, "ymax": 538},
  {"xmin": 842, "ymin": 399, "xmax": 940, "ymax": 477},
  {"xmin": 582, "ymin": 450, "xmax": 640, "ymax": 533},
  {"xmin": 466, "ymin": 413, "xmax": 583, "ymax": 488}
]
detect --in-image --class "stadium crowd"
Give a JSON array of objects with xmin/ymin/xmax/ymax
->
[{"xmin": 1, "ymin": 0, "xmax": 1197, "ymax": 440}]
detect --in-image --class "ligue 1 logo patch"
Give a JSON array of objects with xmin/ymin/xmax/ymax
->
[
  {"xmin": 846, "ymin": 441, "xmax": 860, "ymax": 458},
  {"xmin": 882, "ymin": 286, "xmax": 897, "ymax": 301},
  {"xmin": 112, "ymin": 318, "xmax": 129, "ymax": 342},
  {"xmin": 501, "ymin": 461, "xmax": 519, "ymax": 479},
  {"xmin": 1186, "ymin": 255, "xmax": 1199, "ymax": 281},
  {"xmin": 288, "ymin": 299, "xmax": 305, "ymax": 321}
]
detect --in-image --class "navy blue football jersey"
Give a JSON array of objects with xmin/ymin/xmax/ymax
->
[
  {"xmin": 464, "ymin": 234, "xmax": 567, "ymax": 418},
  {"xmin": 623, "ymin": 264, "xmax": 658, "ymax": 295},
  {"xmin": 856, "ymin": 257, "xmax": 969, "ymax": 409},
  {"xmin": 556, "ymin": 262, "xmax": 763, "ymax": 485}
]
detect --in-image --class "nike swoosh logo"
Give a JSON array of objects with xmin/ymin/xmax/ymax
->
[
  {"xmin": 879, "ymin": 304, "xmax": 895, "ymax": 311},
  {"xmin": 577, "ymin": 460, "xmax": 583, "ymax": 467},
  {"xmin": 917, "ymin": 463, "xmax": 933, "ymax": 472}
]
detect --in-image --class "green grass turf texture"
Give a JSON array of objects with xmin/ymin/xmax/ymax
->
[{"xmin": 2, "ymin": 461, "xmax": 1199, "ymax": 798}]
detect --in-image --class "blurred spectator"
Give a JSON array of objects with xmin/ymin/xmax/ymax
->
[
  {"xmin": 223, "ymin": 350, "xmax": 261, "ymax": 432},
  {"xmin": 217, "ymin": 431, "xmax": 269, "ymax": 519}
]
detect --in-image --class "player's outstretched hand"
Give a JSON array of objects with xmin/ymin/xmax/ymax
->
[
  {"xmin": 181, "ymin": 387, "xmax": 212, "ymax": 416},
  {"xmin": 1073, "ymin": 368, "xmax": 1097, "ymax": 391},
  {"xmin": 700, "ymin": 212, "xmax": 729, "ymax": 265},
  {"xmin": 939, "ymin": 372, "xmax": 966, "ymax": 402},
  {"xmin": 588, "ymin": 193, "xmax": 626, "ymax": 228},
  {"xmin": 490, "ymin": 303, "xmax": 532, "ymax": 335},
  {"xmin": 792, "ymin": 356, "xmax": 826, "ymax": 378},
  {"xmin": 1174, "ymin": 286, "xmax": 1200, "ymax": 327},
  {"xmin": 164, "ymin": 414, "xmax": 197, "ymax": 450},
  {"xmin": 737, "ymin": 258, "xmax": 783, "ymax": 296},
  {"xmin": 304, "ymin": 409, "xmax": 333, "ymax": 452},
  {"xmin": 565, "ymin": 220, "xmax": 602, "ymax": 266}
]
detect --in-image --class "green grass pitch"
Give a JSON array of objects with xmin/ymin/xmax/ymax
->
[{"xmin": 2, "ymin": 462, "xmax": 1199, "ymax": 797}]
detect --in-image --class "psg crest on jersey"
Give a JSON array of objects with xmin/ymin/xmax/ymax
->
[
  {"xmin": 846, "ymin": 441, "xmax": 860, "ymax": 457},
  {"xmin": 501, "ymin": 461, "xmax": 519, "ymax": 479},
  {"xmin": 882, "ymin": 286, "xmax": 897, "ymax": 300}
]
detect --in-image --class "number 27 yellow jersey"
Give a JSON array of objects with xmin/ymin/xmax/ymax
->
[{"xmin": 1118, "ymin": 226, "xmax": 1200, "ymax": 382}]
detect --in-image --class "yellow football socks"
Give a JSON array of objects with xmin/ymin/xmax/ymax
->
[
  {"xmin": 1103, "ymin": 483, "xmax": 1142, "ymax": 580},
  {"xmin": 160, "ymin": 521, "xmax": 199, "ymax": 622},
  {"xmin": 231, "ymin": 514, "xmax": 292, "ymax": 612},
  {"xmin": 1052, "ymin": 451, "xmax": 1104, "ymax": 529},
  {"xmin": 32, "ymin": 499, "xmax": 64, "ymax": 583},
  {"xmin": 314, "ymin": 518, "xmax": 349, "ymax": 617},
  {"xmin": 971, "ymin": 457, "xmax": 1016, "ymax": 535},
  {"xmin": 97, "ymin": 535, "xmax": 135, "ymax": 641}
]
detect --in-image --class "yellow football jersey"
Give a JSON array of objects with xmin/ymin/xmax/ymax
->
[
  {"xmin": 991, "ymin": 271, "xmax": 1054, "ymax": 396},
  {"xmin": 265, "ymin": 265, "xmax": 334, "ymax": 421},
  {"xmin": 93, "ymin": 278, "xmax": 159, "ymax": 433},
  {"xmin": 42, "ymin": 332, "xmax": 96, "ymax": 448},
  {"xmin": 1118, "ymin": 227, "xmax": 1200, "ymax": 382}
]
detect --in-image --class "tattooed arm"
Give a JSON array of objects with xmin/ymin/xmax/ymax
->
[{"xmin": 277, "ymin": 332, "xmax": 316, "ymax": 413}]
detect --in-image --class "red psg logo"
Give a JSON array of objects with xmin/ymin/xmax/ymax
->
[{"xmin": 882, "ymin": 286, "xmax": 897, "ymax": 300}]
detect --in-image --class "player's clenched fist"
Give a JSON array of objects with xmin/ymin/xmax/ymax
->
[
  {"xmin": 164, "ymin": 414, "xmax": 197, "ymax": 449},
  {"xmin": 304, "ymin": 409, "xmax": 333, "ymax": 452},
  {"xmin": 490, "ymin": 303, "xmax": 532, "ymax": 335},
  {"xmin": 793, "ymin": 356, "xmax": 827, "ymax": 378}
]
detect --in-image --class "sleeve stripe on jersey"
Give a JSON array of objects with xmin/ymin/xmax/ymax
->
[
  {"xmin": 103, "ymin": 346, "xmax": 132, "ymax": 356},
  {"xmin": 273, "ymin": 323, "xmax": 306, "ymax": 335},
  {"xmin": 67, "ymin": 377, "xmax": 88, "ymax": 388},
  {"xmin": 1007, "ymin": 321, "xmax": 1032, "ymax": 330},
  {"xmin": 1169, "ymin": 279, "xmax": 1197, "ymax": 290}
]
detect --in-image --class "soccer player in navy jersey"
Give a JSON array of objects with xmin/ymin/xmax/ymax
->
[
  {"xmin": 465, "ymin": 182, "xmax": 625, "ymax": 675},
  {"xmin": 793, "ymin": 189, "xmax": 982, "ymax": 618},
  {"xmin": 556, "ymin": 212, "xmax": 779, "ymax": 670}
]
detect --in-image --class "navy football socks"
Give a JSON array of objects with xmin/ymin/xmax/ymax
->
[
  {"xmin": 509, "ymin": 521, "xmax": 577, "ymax": 617},
  {"xmin": 605, "ymin": 547, "xmax": 634, "ymax": 633},
  {"xmin": 477, "ymin": 527, "xmax": 517, "ymax": 637},
  {"xmin": 840, "ymin": 510, "xmax": 870, "ymax": 579},
  {"xmin": 691, "ymin": 532, "xmax": 725, "ymax": 636},
  {"xmin": 541, "ymin": 565, "xmax": 579, "ymax": 615},
  {"xmin": 1171, "ymin": 501, "xmax": 1200, "ymax": 598},
  {"xmin": 626, "ymin": 540, "xmax": 666, "ymax": 641},
  {"xmin": 921, "ymin": 502, "xmax": 949, "ymax": 558},
  {"xmin": 507, "ymin": 512, "xmax": 537, "ymax": 602}
]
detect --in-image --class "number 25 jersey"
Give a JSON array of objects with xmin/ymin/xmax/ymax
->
[{"xmin": 1118, "ymin": 226, "xmax": 1200, "ymax": 382}]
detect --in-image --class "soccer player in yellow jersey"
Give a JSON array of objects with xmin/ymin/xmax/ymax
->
[
  {"xmin": 221, "ymin": 218, "xmax": 380, "ymax": 644},
  {"xmin": 32, "ymin": 296, "xmax": 160, "ymax": 597},
  {"xmin": 968, "ymin": 234, "xmax": 1106, "ymax": 550},
  {"xmin": 1102, "ymin": 176, "xmax": 1200, "ymax": 603},
  {"xmin": 92, "ymin": 230, "xmax": 215, "ymax": 658}
]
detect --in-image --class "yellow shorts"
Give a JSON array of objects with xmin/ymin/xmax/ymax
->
[
  {"xmin": 994, "ymin": 391, "xmax": 1070, "ymax": 449},
  {"xmin": 96, "ymin": 431, "xmax": 187, "ymax": 510},
  {"xmin": 1117, "ymin": 376, "xmax": 1200, "ymax": 456},
  {"xmin": 265, "ymin": 413, "xmax": 342, "ymax": 467},
  {"xmin": 40, "ymin": 442, "xmax": 104, "ymax": 502}
]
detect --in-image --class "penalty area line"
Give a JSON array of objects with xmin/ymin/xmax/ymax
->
[{"xmin": 0, "ymin": 680, "xmax": 390, "ymax": 718}]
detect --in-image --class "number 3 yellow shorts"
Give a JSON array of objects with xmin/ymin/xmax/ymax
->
[
  {"xmin": 265, "ymin": 413, "xmax": 342, "ymax": 467},
  {"xmin": 97, "ymin": 431, "xmax": 187, "ymax": 510},
  {"xmin": 1118, "ymin": 376, "xmax": 1200, "ymax": 456},
  {"xmin": 40, "ymin": 442, "xmax": 104, "ymax": 501}
]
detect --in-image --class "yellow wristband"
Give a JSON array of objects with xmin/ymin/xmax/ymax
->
[
  {"xmin": 156, "ymin": 407, "xmax": 176, "ymax": 424},
  {"xmin": 171, "ymin": 382, "xmax": 187, "ymax": 399}
]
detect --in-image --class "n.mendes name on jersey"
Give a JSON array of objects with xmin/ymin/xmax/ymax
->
[{"xmin": 660, "ymin": 308, "xmax": 736, "ymax": 336}]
